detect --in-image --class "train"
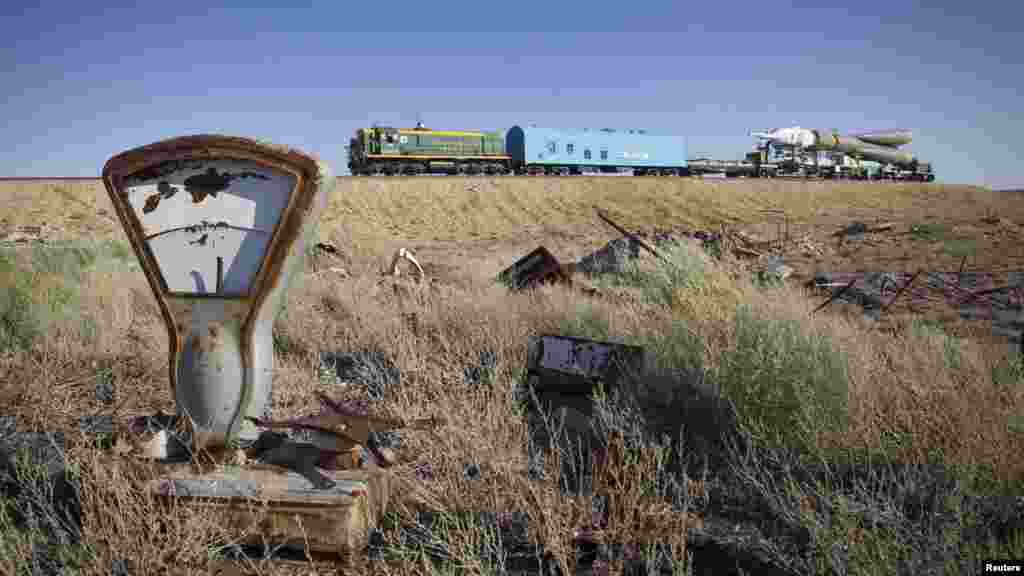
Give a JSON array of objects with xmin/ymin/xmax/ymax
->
[
  {"xmin": 347, "ymin": 124, "xmax": 689, "ymax": 176},
  {"xmin": 347, "ymin": 123, "xmax": 935, "ymax": 181}
]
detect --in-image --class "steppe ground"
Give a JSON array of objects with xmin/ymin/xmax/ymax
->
[{"xmin": 1, "ymin": 176, "xmax": 1023, "ymax": 575}]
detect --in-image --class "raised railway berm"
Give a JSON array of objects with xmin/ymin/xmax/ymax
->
[{"xmin": 3, "ymin": 176, "xmax": 1021, "ymax": 285}]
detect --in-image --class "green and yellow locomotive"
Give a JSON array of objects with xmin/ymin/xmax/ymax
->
[{"xmin": 347, "ymin": 124, "xmax": 511, "ymax": 175}]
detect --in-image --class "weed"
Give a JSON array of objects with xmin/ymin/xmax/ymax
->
[
  {"xmin": 909, "ymin": 223, "xmax": 949, "ymax": 241},
  {"xmin": 944, "ymin": 238, "xmax": 976, "ymax": 260},
  {"xmin": 713, "ymin": 308, "xmax": 849, "ymax": 455},
  {"xmin": 559, "ymin": 301, "xmax": 613, "ymax": 341},
  {"xmin": 911, "ymin": 318, "xmax": 964, "ymax": 370}
]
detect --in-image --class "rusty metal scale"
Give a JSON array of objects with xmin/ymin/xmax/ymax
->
[{"xmin": 100, "ymin": 135, "xmax": 412, "ymax": 561}]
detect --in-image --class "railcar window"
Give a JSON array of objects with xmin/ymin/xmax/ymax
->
[
  {"xmin": 567, "ymin": 144, "xmax": 574, "ymax": 154},
  {"xmin": 548, "ymin": 142, "xmax": 556, "ymax": 154},
  {"xmin": 600, "ymin": 150, "xmax": 608, "ymax": 160},
  {"xmin": 584, "ymin": 149, "xmax": 591, "ymax": 160}
]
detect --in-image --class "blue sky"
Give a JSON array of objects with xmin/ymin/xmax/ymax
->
[{"xmin": 2, "ymin": 1, "xmax": 1021, "ymax": 189}]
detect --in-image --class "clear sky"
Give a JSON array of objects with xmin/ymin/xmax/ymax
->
[{"xmin": 2, "ymin": 1, "xmax": 1021, "ymax": 189}]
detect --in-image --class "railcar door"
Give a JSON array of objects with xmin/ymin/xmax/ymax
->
[{"xmin": 381, "ymin": 129, "xmax": 401, "ymax": 155}]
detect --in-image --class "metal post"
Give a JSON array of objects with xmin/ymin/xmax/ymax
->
[{"xmin": 216, "ymin": 256, "xmax": 224, "ymax": 295}]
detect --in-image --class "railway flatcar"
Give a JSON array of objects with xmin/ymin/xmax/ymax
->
[
  {"xmin": 347, "ymin": 124, "xmax": 511, "ymax": 175},
  {"xmin": 505, "ymin": 126, "xmax": 689, "ymax": 176}
]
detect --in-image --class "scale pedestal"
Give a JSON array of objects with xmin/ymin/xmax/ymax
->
[{"xmin": 143, "ymin": 460, "xmax": 394, "ymax": 561}]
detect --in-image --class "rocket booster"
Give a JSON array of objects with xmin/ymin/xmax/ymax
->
[{"xmin": 752, "ymin": 127, "xmax": 918, "ymax": 166}]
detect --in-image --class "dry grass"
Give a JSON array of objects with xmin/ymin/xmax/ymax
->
[
  {"xmin": 2, "ymin": 178, "xmax": 1013, "ymax": 246},
  {"xmin": 1, "ymin": 177, "xmax": 1023, "ymax": 574}
]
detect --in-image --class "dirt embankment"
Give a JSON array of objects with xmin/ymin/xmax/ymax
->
[{"xmin": 3, "ymin": 177, "xmax": 1023, "ymax": 291}]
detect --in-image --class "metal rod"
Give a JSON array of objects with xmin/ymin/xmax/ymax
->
[
  {"xmin": 881, "ymin": 270, "xmax": 923, "ymax": 314},
  {"xmin": 811, "ymin": 278, "xmax": 857, "ymax": 316},
  {"xmin": 594, "ymin": 208, "xmax": 669, "ymax": 263},
  {"xmin": 216, "ymin": 256, "xmax": 224, "ymax": 294}
]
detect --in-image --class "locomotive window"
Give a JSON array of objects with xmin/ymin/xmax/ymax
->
[
  {"xmin": 548, "ymin": 142, "xmax": 557, "ymax": 154},
  {"xmin": 567, "ymin": 144, "xmax": 574, "ymax": 154},
  {"xmin": 584, "ymin": 149, "xmax": 591, "ymax": 160},
  {"xmin": 600, "ymin": 150, "xmax": 608, "ymax": 160}
]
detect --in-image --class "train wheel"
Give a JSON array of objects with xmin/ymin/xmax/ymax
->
[{"xmin": 370, "ymin": 164, "xmax": 386, "ymax": 176}]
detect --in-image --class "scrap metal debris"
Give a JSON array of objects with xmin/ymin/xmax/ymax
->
[
  {"xmin": 498, "ymin": 246, "xmax": 571, "ymax": 290},
  {"xmin": 594, "ymin": 208, "xmax": 669, "ymax": 263},
  {"xmin": 315, "ymin": 242, "xmax": 339, "ymax": 254},
  {"xmin": 116, "ymin": 392, "xmax": 447, "ymax": 490},
  {"xmin": 810, "ymin": 271, "xmax": 1024, "ymax": 340},
  {"xmin": 389, "ymin": 247, "xmax": 425, "ymax": 280},
  {"xmin": 833, "ymin": 222, "xmax": 869, "ymax": 238},
  {"xmin": 247, "ymin": 391, "xmax": 446, "ymax": 477},
  {"xmin": 249, "ymin": 431, "xmax": 338, "ymax": 490},
  {"xmin": 577, "ymin": 237, "xmax": 640, "ymax": 276},
  {"xmin": 0, "ymin": 225, "xmax": 48, "ymax": 245}
]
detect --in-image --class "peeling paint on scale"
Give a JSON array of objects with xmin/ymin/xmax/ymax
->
[{"xmin": 123, "ymin": 159, "xmax": 294, "ymax": 296}]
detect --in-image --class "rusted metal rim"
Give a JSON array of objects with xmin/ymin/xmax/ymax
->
[{"xmin": 102, "ymin": 134, "xmax": 330, "ymax": 183}]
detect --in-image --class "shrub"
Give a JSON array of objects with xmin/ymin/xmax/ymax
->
[
  {"xmin": 0, "ymin": 240, "xmax": 138, "ymax": 352},
  {"xmin": 911, "ymin": 319, "xmax": 963, "ymax": 370},
  {"xmin": 559, "ymin": 301, "xmax": 613, "ymax": 342},
  {"xmin": 712, "ymin": 307, "xmax": 849, "ymax": 454}
]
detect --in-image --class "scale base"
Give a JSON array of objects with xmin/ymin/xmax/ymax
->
[{"xmin": 144, "ymin": 461, "xmax": 393, "ymax": 563}]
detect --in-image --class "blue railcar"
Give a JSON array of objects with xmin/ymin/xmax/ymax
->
[{"xmin": 505, "ymin": 126, "xmax": 688, "ymax": 176}]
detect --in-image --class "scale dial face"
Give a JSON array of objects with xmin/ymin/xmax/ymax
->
[{"xmin": 123, "ymin": 159, "xmax": 295, "ymax": 297}]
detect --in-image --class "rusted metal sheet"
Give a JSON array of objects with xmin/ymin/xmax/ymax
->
[
  {"xmin": 525, "ymin": 335, "xmax": 646, "ymax": 397},
  {"xmin": 498, "ymin": 246, "xmax": 570, "ymax": 290}
]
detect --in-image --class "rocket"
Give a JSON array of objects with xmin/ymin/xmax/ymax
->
[{"xmin": 751, "ymin": 127, "xmax": 918, "ymax": 166}]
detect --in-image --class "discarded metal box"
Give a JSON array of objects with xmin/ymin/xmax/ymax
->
[
  {"xmin": 498, "ymin": 246, "xmax": 569, "ymax": 290},
  {"xmin": 525, "ymin": 335, "xmax": 646, "ymax": 398}
]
